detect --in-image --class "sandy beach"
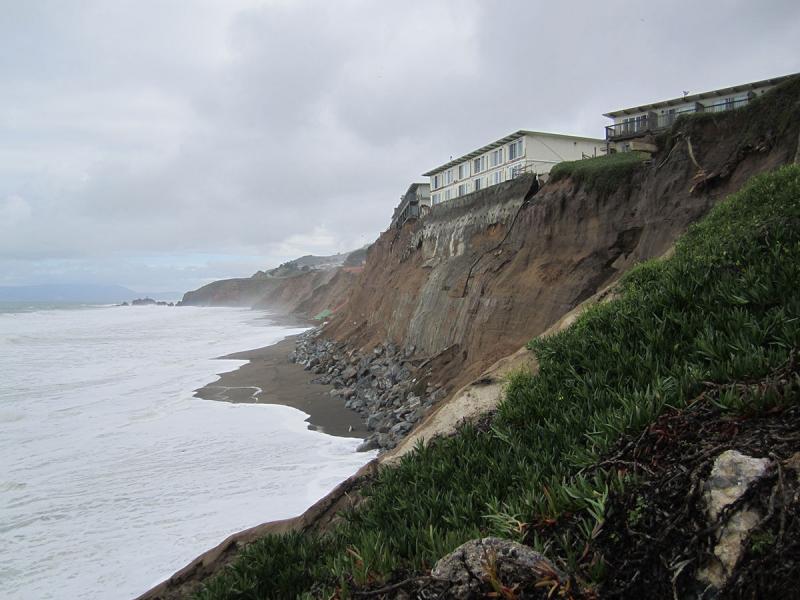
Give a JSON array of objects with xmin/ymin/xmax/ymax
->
[{"xmin": 196, "ymin": 335, "xmax": 368, "ymax": 439}]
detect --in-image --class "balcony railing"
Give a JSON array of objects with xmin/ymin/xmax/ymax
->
[
  {"xmin": 606, "ymin": 97, "xmax": 752, "ymax": 141},
  {"xmin": 392, "ymin": 197, "xmax": 427, "ymax": 229}
]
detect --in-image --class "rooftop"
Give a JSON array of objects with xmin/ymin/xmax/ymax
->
[
  {"xmin": 603, "ymin": 72, "xmax": 798, "ymax": 118},
  {"xmin": 422, "ymin": 130, "xmax": 605, "ymax": 177},
  {"xmin": 403, "ymin": 182, "xmax": 429, "ymax": 196}
]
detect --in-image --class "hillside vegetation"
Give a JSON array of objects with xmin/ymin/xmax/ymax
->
[{"xmin": 193, "ymin": 163, "xmax": 800, "ymax": 598}]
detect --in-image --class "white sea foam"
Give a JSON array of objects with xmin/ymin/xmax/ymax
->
[{"xmin": 0, "ymin": 305, "xmax": 374, "ymax": 599}]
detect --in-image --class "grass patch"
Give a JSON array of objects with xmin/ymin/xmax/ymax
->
[
  {"xmin": 195, "ymin": 165, "xmax": 800, "ymax": 598},
  {"xmin": 548, "ymin": 151, "xmax": 647, "ymax": 196},
  {"xmin": 657, "ymin": 74, "xmax": 800, "ymax": 153}
]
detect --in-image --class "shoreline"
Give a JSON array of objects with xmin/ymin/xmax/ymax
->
[{"xmin": 195, "ymin": 333, "xmax": 369, "ymax": 439}]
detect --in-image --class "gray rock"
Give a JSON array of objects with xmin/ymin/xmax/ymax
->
[
  {"xmin": 369, "ymin": 364, "xmax": 387, "ymax": 377},
  {"xmin": 409, "ymin": 408, "xmax": 424, "ymax": 423},
  {"xmin": 697, "ymin": 450, "xmax": 772, "ymax": 590},
  {"xmin": 356, "ymin": 436, "xmax": 380, "ymax": 452},
  {"xmin": 366, "ymin": 412, "xmax": 385, "ymax": 430},
  {"xmin": 431, "ymin": 537, "xmax": 564, "ymax": 598},
  {"xmin": 390, "ymin": 421, "xmax": 412, "ymax": 436},
  {"xmin": 341, "ymin": 366, "xmax": 357, "ymax": 381}
]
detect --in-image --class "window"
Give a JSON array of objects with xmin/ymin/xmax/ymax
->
[
  {"xmin": 444, "ymin": 189, "xmax": 451, "ymax": 201},
  {"xmin": 492, "ymin": 170, "xmax": 504, "ymax": 185},
  {"xmin": 474, "ymin": 177, "xmax": 482, "ymax": 191},
  {"xmin": 458, "ymin": 163, "xmax": 470, "ymax": 179},
  {"xmin": 431, "ymin": 193, "xmax": 440, "ymax": 205},
  {"xmin": 473, "ymin": 155, "xmax": 487, "ymax": 173},
  {"xmin": 491, "ymin": 148, "xmax": 504, "ymax": 167},
  {"xmin": 432, "ymin": 174, "xmax": 440, "ymax": 190},
  {"xmin": 508, "ymin": 138, "xmax": 523, "ymax": 161},
  {"xmin": 445, "ymin": 169, "xmax": 454, "ymax": 185},
  {"xmin": 458, "ymin": 183, "xmax": 469, "ymax": 196}
]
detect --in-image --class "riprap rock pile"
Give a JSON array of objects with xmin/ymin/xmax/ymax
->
[{"xmin": 289, "ymin": 329, "xmax": 445, "ymax": 451}]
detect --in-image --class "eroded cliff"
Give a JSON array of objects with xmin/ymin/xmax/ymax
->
[{"xmin": 323, "ymin": 85, "xmax": 800, "ymax": 393}]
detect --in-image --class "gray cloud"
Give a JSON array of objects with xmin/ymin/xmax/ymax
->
[{"xmin": 1, "ymin": 0, "xmax": 799, "ymax": 292}]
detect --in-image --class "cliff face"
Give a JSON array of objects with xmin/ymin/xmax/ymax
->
[{"xmin": 323, "ymin": 85, "xmax": 800, "ymax": 391}]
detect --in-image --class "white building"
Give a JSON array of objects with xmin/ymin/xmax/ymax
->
[
  {"xmin": 604, "ymin": 72, "xmax": 797, "ymax": 145},
  {"xmin": 423, "ymin": 130, "xmax": 605, "ymax": 205}
]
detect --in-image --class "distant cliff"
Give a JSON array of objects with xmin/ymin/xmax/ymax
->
[{"xmin": 178, "ymin": 248, "xmax": 366, "ymax": 316}]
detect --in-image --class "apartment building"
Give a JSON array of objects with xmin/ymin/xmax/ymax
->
[{"xmin": 424, "ymin": 130, "xmax": 605, "ymax": 205}]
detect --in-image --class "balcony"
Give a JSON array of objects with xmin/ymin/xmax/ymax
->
[{"xmin": 605, "ymin": 97, "xmax": 752, "ymax": 141}]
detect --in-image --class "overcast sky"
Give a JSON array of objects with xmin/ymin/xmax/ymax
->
[{"xmin": 1, "ymin": 0, "xmax": 798, "ymax": 293}]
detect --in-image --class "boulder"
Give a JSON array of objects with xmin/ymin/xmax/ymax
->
[
  {"xmin": 366, "ymin": 412, "xmax": 385, "ymax": 430},
  {"xmin": 356, "ymin": 435, "xmax": 380, "ymax": 452},
  {"xmin": 390, "ymin": 421, "xmax": 412, "ymax": 436},
  {"xmin": 431, "ymin": 537, "xmax": 564, "ymax": 598}
]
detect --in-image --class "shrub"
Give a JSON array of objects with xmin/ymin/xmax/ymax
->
[{"xmin": 548, "ymin": 151, "xmax": 647, "ymax": 195}]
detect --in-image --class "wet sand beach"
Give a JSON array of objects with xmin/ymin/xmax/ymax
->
[{"xmin": 196, "ymin": 335, "xmax": 368, "ymax": 439}]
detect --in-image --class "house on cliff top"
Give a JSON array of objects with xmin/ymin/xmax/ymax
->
[
  {"xmin": 391, "ymin": 183, "xmax": 431, "ymax": 229},
  {"xmin": 424, "ymin": 130, "xmax": 605, "ymax": 205},
  {"xmin": 605, "ymin": 72, "xmax": 798, "ymax": 149}
]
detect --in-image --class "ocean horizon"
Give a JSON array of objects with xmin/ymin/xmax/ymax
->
[{"xmin": 0, "ymin": 303, "xmax": 373, "ymax": 599}]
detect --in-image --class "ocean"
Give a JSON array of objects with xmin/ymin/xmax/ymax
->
[{"xmin": 0, "ymin": 303, "xmax": 373, "ymax": 599}]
